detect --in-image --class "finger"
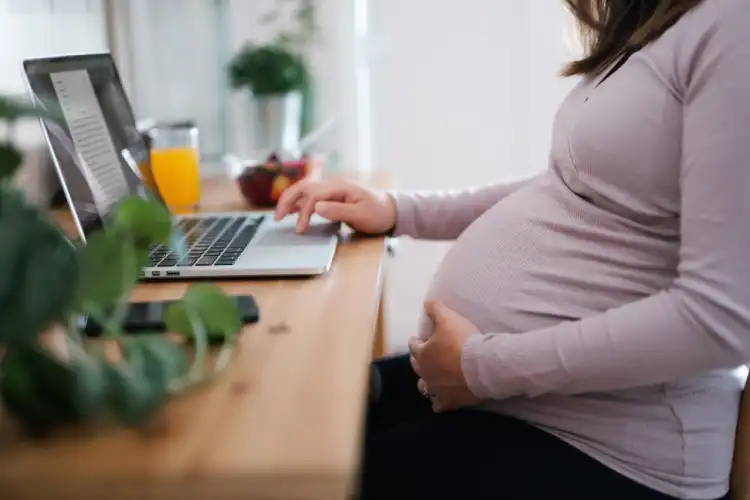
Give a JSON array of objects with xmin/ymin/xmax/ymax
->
[
  {"xmin": 430, "ymin": 396, "xmax": 443, "ymax": 413},
  {"xmin": 296, "ymin": 195, "xmax": 319, "ymax": 233},
  {"xmin": 409, "ymin": 355, "xmax": 422, "ymax": 376},
  {"xmin": 314, "ymin": 201, "xmax": 359, "ymax": 224},
  {"xmin": 430, "ymin": 396, "xmax": 447, "ymax": 413},
  {"xmin": 275, "ymin": 181, "xmax": 309, "ymax": 220},
  {"xmin": 408, "ymin": 337, "xmax": 425, "ymax": 358},
  {"xmin": 417, "ymin": 377, "xmax": 428, "ymax": 395},
  {"xmin": 296, "ymin": 186, "xmax": 350, "ymax": 233},
  {"xmin": 424, "ymin": 300, "xmax": 451, "ymax": 325}
]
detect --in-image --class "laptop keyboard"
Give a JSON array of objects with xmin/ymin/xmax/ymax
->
[{"xmin": 147, "ymin": 215, "xmax": 264, "ymax": 268}]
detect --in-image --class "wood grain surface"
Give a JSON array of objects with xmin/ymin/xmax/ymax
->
[{"xmin": 0, "ymin": 175, "xmax": 390, "ymax": 500}]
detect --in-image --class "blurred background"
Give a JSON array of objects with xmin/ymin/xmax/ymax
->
[{"xmin": 0, "ymin": 0, "xmax": 577, "ymax": 352}]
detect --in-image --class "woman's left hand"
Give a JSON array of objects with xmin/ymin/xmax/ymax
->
[{"xmin": 409, "ymin": 300, "xmax": 483, "ymax": 412}]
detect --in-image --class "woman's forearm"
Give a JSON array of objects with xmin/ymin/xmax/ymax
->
[
  {"xmin": 461, "ymin": 287, "xmax": 750, "ymax": 400},
  {"xmin": 390, "ymin": 175, "xmax": 539, "ymax": 240}
]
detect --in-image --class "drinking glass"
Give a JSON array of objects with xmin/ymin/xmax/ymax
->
[{"xmin": 148, "ymin": 122, "xmax": 201, "ymax": 214}]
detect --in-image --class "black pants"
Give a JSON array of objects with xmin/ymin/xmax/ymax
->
[{"xmin": 360, "ymin": 354, "xmax": 694, "ymax": 500}]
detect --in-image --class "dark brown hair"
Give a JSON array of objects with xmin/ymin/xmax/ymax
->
[{"xmin": 562, "ymin": 0, "xmax": 704, "ymax": 77}]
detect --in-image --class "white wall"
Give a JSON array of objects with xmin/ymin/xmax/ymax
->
[
  {"xmin": 0, "ymin": 0, "xmax": 108, "ymax": 205},
  {"xmin": 370, "ymin": 1, "xmax": 577, "ymax": 351}
]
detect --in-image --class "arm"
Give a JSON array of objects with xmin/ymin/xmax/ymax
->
[
  {"xmin": 390, "ymin": 176, "xmax": 537, "ymax": 240},
  {"xmin": 461, "ymin": 10, "xmax": 750, "ymax": 399}
]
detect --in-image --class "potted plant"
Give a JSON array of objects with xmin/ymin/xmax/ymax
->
[
  {"xmin": 227, "ymin": 0, "xmax": 318, "ymax": 157},
  {"xmin": 0, "ymin": 96, "xmax": 242, "ymax": 436}
]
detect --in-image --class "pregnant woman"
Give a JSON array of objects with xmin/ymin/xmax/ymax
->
[{"xmin": 275, "ymin": 0, "xmax": 750, "ymax": 498}]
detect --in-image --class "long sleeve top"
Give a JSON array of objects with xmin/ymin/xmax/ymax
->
[{"xmin": 391, "ymin": 1, "xmax": 750, "ymax": 498}]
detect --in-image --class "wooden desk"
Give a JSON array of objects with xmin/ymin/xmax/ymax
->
[{"xmin": 0, "ymin": 176, "xmax": 390, "ymax": 500}]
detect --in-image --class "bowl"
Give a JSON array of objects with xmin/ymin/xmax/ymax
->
[{"xmin": 236, "ymin": 160, "xmax": 310, "ymax": 208}]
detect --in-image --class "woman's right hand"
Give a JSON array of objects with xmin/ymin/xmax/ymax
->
[{"xmin": 274, "ymin": 180, "xmax": 398, "ymax": 235}]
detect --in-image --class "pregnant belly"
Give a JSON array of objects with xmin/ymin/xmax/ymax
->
[{"xmin": 418, "ymin": 182, "xmax": 677, "ymax": 340}]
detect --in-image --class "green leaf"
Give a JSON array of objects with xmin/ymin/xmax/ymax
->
[
  {"xmin": 71, "ymin": 355, "xmax": 108, "ymax": 419},
  {"xmin": 0, "ymin": 188, "xmax": 37, "ymax": 307},
  {"xmin": 114, "ymin": 196, "xmax": 173, "ymax": 248},
  {"xmin": 228, "ymin": 43, "xmax": 308, "ymax": 94},
  {"xmin": 103, "ymin": 362, "xmax": 155, "ymax": 427},
  {"xmin": 13, "ymin": 226, "xmax": 79, "ymax": 342},
  {"xmin": 75, "ymin": 229, "xmax": 141, "ymax": 315},
  {"xmin": 0, "ymin": 343, "xmax": 106, "ymax": 434},
  {"xmin": 0, "ymin": 143, "xmax": 23, "ymax": 180},
  {"xmin": 0, "ymin": 200, "xmax": 79, "ymax": 345},
  {"xmin": 124, "ymin": 335, "xmax": 188, "ymax": 389},
  {"xmin": 104, "ymin": 336, "xmax": 187, "ymax": 427},
  {"xmin": 0, "ymin": 349, "xmax": 62, "ymax": 433},
  {"xmin": 0, "ymin": 96, "xmax": 46, "ymax": 122},
  {"xmin": 165, "ymin": 285, "xmax": 243, "ymax": 340}
]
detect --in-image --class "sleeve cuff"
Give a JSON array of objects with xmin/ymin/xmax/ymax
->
[
  {"xmin": 386, "ymin": 191, "xmax": 418, "ymax": 238},
  {"xmin": 460, "ymin": 333, "xmax": 494, "ymax": 400}
]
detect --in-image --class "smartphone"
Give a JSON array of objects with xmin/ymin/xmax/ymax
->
[{"xmin": 79, "ymin": 295, "xmax": 260, "ymax": 340}]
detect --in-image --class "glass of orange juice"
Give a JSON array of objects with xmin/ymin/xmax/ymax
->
[{"xmin": 147, "ymin": 122, "xmax": 201, "ymax": 214}]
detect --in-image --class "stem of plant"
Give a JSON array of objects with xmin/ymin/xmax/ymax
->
[
  {"xmin": 104, "ymin": 241, "xmax": 139, "ymax": 336},
  {"xmin": 186, "ymin": 307, "xmax": 207, "ymax": 380},
  {"xmin": 84, "ymin": 302, "xmax": 121, "ymax": 339},
  {"xmin": 213, "ymin": 337, "xmax": 236, "ymax": 376}
]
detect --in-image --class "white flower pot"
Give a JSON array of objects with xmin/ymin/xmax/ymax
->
[{"xmin": 252, "ymin": 91, "xmax": 303, "ymax": 158}]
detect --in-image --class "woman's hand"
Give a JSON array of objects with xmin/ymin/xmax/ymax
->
[
  {"xmin": 274, "ymin": 180, "xmax": 397, "ymax": 235},
  {"xmin": 409, "ymin": 301, "xmax": 482, "ymax": 412}
]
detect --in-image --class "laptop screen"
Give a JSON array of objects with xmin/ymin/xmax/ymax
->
[{"xmin": 23, "ymin": 53, "xmax": 152, "ymax": 239}]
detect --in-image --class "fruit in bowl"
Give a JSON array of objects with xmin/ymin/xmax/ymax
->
[{"xmin": 236, "ymin": 156, "xmax": 313, "ymax": 208}]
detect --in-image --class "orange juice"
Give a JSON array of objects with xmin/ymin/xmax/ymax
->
[{"xmin": 150, "ymin": 147, "xmax": 201, "ymax": 214}]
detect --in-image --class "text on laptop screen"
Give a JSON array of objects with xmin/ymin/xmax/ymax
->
[{"xmin": 24, "ymin": 54, "xmax": 149, "ymax": 238}]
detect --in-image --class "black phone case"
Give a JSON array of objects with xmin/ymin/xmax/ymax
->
[{"xmin": 80, "ymin": 295, "xmax": 260, "ymax": 340}]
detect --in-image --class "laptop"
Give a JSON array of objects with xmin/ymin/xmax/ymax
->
[{"xmin": 22, "ymin": 53, "xmax": 339, "ymax": 279}]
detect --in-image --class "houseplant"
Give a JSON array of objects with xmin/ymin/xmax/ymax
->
[
  {"xmin": 0, "ymin": 96, "xmax": 242, "ymax": 436},
  {"xmin": 227, "ymin": 0, "xmax": 318, "ymax": 156}
]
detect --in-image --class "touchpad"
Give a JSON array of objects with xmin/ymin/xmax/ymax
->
[{"xmin": 256, "ymin": 223, "xmax": 338, "ymax": 246}]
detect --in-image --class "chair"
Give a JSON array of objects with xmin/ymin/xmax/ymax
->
[{"xmin": 733, "ymin": 381, "xmax": 750, "ymax": 500}]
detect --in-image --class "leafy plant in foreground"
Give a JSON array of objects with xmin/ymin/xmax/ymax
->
[{"xmin": 0, "ymin": 96, "xmax": 243, "ymax": 435}]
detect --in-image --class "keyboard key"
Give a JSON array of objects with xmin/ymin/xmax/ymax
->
[
  {"xmin": 177, "ymin": 256, "xmax": 199, "ymax": 266},
  {"xmin": 158, "ymin": 259, "xmax": 178, "ymax": 267},
  {"xmin": 195, "ymin": 256, "xmax": 218, "ymax": 266}
]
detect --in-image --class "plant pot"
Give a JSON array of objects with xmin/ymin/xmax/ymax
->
[{"xmin": 252, "ymin": 92, "xmax": 303, "ymax": 158}]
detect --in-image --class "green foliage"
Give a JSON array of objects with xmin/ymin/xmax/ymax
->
[
  {"xmin": 75, "ymin": 230, "xmax": 143, "ymax": 319},
  {"xmin": 260, "ymin": 0, "xmax": 319, "ymax": 50},
  {"xmin": 0, "ymin": 95, "xmax": 47, "ymax": 123},
  {"xmin": 0, "ymin": 95, "xmax": 242, "ymax": 435},
  {"xmin": 0, "ymin": 143, "xmax": 23, "ymax": 180},
  {"xmin": 115, "ymin": 196, "xmax": 172, "ymax": 248},
  {"xmin": 231, "ymin": 0, "xmax": 318, "ymax": 133},
  {"xmin": 228, "ymin": 44, "xmax": 309, "ymax": 95},
  {"xmin": 0, "ymin": 187, "xmax": 79, "ymax": 346},
  {"xmin": 165, "ymin": 284, "xmax": 243, "ymax": 340},
  {"xmin": 0, "ymin": 343, "xmax": 107, "ymax": 434},
  {"xmin": 105, "ymin": 336, "xmax": 188, "ymax": 427}
]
